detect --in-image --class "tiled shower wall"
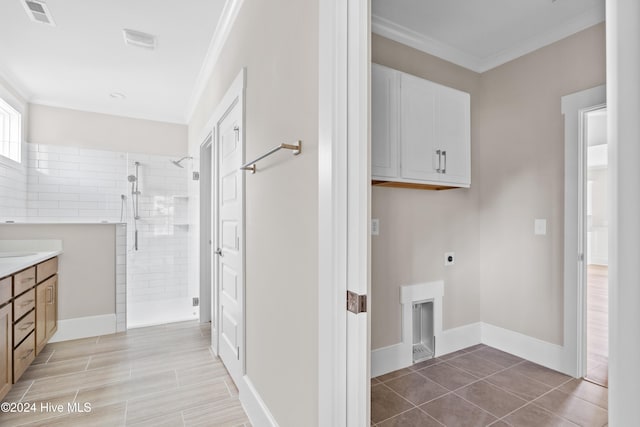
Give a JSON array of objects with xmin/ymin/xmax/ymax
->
[{"xmin": 0, "ymin": 143, "xmax": 195, "ymax": 327}]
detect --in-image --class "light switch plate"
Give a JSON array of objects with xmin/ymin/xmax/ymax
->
[
  {"xmin": 535, "ymin": 219, "xmax": 547, "ymax": 235},
  {"xmin": 371, "ymin": 219, "xmax": 379, "ymax": 236}
]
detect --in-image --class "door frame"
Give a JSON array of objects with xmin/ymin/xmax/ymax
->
[
  {"xmin": 318, "ymin": 0, "xmax": 370, "ymax": 425},
  {"xmin": 199, "ymin": 133, "xmax": 213, "ymax": 329},
  {"xmin": 561, "ymin": 85, "xmax": 606, "ymax": 378},
  {"xmin": 200, "ymin": 69, "xmax": 246, "ymax": 369}
]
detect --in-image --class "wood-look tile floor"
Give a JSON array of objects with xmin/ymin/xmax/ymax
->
[
  {"xmin": 586, "ymin": 265, "xmax": 608, "ymax": 387},
  {"xmin": 1, "ymin": 321, "xmax": 251, "ymax": 426},
  {"xmin": 372, "ymin": 344, "xmax": 608, "ymax": 426}
]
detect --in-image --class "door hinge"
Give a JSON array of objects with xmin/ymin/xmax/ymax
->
[
  {"xmin": 192, "ymin": 297, "xmax": 199, "ymax": 307},
  {"xmin": 347, "ymin": 291, "xmax": 367, "ymax": 314},
  {"xmin": 237, "ymin": 347, "xmax": 240, "ymax": 360}
]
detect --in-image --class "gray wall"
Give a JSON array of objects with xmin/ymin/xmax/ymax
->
[
  {"xmin": 0, "ymin": 224, "xmax": 116, "ymax": 320},
  {"xmin": 187, "ymin": 0, "xmax": 319, "ymax": 425}
]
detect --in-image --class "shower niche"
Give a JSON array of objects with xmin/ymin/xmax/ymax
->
[{"xmin": 412, "ymin": 300, "xmax": 435, "ymax": 362}]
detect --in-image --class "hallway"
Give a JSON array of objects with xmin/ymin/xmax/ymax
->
[{"xmin": 1, "ymin": 321, "xmax": 249, "ymax": 426}]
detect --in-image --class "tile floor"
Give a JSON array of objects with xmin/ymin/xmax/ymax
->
[
  {"xmin": 372, "ymin": 344, "xmax": 608, "ymax": 426},
  {"xmin": 1, "ymin": 321, "xmax": 250, "ymax": 426}
]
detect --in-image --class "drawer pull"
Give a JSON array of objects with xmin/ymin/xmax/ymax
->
[
  {"xmin": 19, "ymin": 322, "xmax": 34, "ymax": 331},
  {"xmin": 20, "ymin": 277, "xmax": 34, "ymax": 284},
  {"xmin": 19, "ymin": 349, "xmax": 34, "ymax": 360},
  {"xmin": 20, "ymin": 300, "xmax": 35, "ymax": 307}
]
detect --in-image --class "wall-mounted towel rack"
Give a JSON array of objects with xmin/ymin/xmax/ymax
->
[{"xmin": 240, "ymin": 140, "xmax": 302, "ymax": 174}]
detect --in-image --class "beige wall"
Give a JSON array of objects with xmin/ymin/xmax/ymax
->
[
  {"xmin": 371, "ymin": 23, "xmax": 606, "ymax": 349},
  {"xmin": 477, "ymin": 23, "xmax": 605, "ymax": 344},
  {"xmin": 0, "ymin": 224, "xmax": 116, "ymax": 320},
  {"xmin": 188, "ymin": 0, "xmax": 318, "ymax": 425},
  {"xmin": 371, "ymin": 34, "xmax": 482, "ymax": 349},
  {"xmin": 29, "ymin": 104, "xmax": 187, "ymax": 156}
]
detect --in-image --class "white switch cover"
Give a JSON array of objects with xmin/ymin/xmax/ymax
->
[
  {"xmin": 534, "ymin": 219, "xmax": 547, "ymax": 235},
  {"xmin": 371, "ymin": 219, "xmax": 379, "ymax": 236}
]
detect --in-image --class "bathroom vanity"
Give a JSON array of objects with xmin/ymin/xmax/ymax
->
[{"xmin": 0, "ymin": 250, "xmax": 61, "ymax": 400}]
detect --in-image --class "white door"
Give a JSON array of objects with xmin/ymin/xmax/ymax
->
[
  {"xmin": 371, "ymin": 64, "xmax": 398, "ymax": 179},
  {"xmin": 437, "ymin": 86, "xmax": 470, "ymax": 186},
  {"xmin": 215, "ymin": 97, "xmax": 244, "ymax": 383},
  {"xmin": 399, "ymin": 72, "xmax": 440, "ymax": 182}
]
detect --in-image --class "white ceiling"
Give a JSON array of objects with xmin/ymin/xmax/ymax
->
[
  {"xmin": 0, "ymin": 0, "xmax": 225, "ymax": 124},
  {"xmin": 372, "ymin": 0, "xmax": 605, "ymax": 73}
]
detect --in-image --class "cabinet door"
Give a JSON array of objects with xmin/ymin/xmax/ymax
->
[
  {"xmin": 437, "ymin": 86, "xmax": 470, "ymax": 186},
  {"xmin": 399, "ymin": 73, "xmax": 441, "ymax": 182},
  {"xmin": 35, "ymin": 282, "xmax": 47, "ymax": 355},
  {"xmin": 371, "ymin": 64, "xmax": 399, "ymax": 178},
  {"xmin": 45, "ymin": 278, "xmax": 57, "ymax": 340},
  {"xmin": 0, "ymin": 303, "xmax": 11, "ymax": 400}
]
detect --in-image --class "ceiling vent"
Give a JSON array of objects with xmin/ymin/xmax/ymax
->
[
  {"xmin": 122, "ymin": 29, "xmax": 157, "ymax": 50},
  {"xmin": 22, "ymin": 0, "xmax": 56, "ymax": 26}
]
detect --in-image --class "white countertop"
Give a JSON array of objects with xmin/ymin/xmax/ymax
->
[
  {"xmin": 0, "ymin": 240, "xmax": 63, "ymax": 278},
  {"xmin": 0, "ymin": 250, "xmax": 62, "ymax": 278}
]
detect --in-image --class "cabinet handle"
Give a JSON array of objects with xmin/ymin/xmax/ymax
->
[
  {"xmin": 442, "ymin": 150, "xmax": 447, "ymax": 174},
  {"xmin": 20, "ymin": 299, "xmax": 34, "ymax": 307},
  {"xmin": 47, "ymin": 287, "xmax": 53, "ymax": 304},
  {"xmin": 19, "ymin": 322, "xmax": 34, "ymax": 331},
  {"xmin": 435, "ymin": 149, "xmax": 442, "ymax": 173},
  {"xmin": 19, "ymin": 349, "xmax": 34, "ymax": 360},
  {"xmin": 20, "ymin": 277, "xmax": 34, "ymax": 284}
]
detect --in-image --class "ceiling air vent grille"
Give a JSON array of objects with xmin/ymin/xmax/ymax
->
[
  {"xmin": 122, "ymin": 29, "xmax": 157, "ymax": 50},
  {"xmin": 22, "ymin": 0, "xmax": 55, "ymax": 26}
]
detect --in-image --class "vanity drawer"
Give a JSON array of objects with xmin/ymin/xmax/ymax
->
[
  {"xmin": 14, "ymin": 310, "xmax": 35, "ymax": 345},
  {"xmin": 0, "ymin": 277, "xmax": 11, "ymax": 306},
  {"xmin": 13, "ymin": 331, "xmax": 35, "ymax": 383},
  {"xmin": 37, "ymin": 257, "xmax": 58, "ymax": 283},
  {"xmin": 13, "ymin": 289, "xmax": 35, "ymax": 321},
  {"xmin": 14, "ymin": 267, "xmax": 36, "ymax": 296}
]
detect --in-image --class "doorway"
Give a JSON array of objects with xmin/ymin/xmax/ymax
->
[
  {"xmin": 584, "ymin": 108, "xmax": 609, "ymax": 387},
  {"xmin": 200, "ymin": 134, "xmax": 213, "ymax": 330}
]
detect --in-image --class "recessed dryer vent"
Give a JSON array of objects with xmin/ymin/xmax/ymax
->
[{"xmin": 413, "ymin": 300, "xmax": 435, "ymax": 362}]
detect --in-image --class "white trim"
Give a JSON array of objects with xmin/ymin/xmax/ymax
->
[
  {"xmin": 49, "ymin": 314, "xmax": 117, "ymax": 343},
  {"xmin": 561, "ymin": 85, "xmax": 606, "ymax": 378},
  {"xmin": 318, "ymin": 0, "xmax": 349, "ymax": 424},
  {"xmin": 371, "ymin": 322, "xmax": 481, "ymax": 377},
  {"xmin": 185, "ymin": 0, "xmax": 245, "ymax": 123},
  {"xmin": 238, "ymin": 376, "xmax": 279, "ymax": 427},
  {"xmin": 371, "ymin": 321, "xmax": 578, "ymax": 378},
  {"xmin": 481, "ymin": 323, "xmax": 568, "ymax": 373},
  {"xmin": 372, "ymin": 5, "xmax": 604, "ymax": 73}
]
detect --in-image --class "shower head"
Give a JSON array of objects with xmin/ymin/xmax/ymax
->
[
  {"xmin": 171, "ymin": 156, "xmax": 193, "ymax": 168},
  {"xmin": 127, "ymin": 175, "xmax": 137, "ymax": 182}
]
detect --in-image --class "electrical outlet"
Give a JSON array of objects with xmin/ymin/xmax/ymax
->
[
  {"xmin": 444, "ymin": 252, "xmax": 455, "ymax": 266},
  {"xmin": 371, "ymin": 219, "xmax": 379, "ymax": 236}
]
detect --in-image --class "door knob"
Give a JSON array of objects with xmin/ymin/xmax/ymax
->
[{"xmin": 215, "ymin": 248, "xmax": 223, "ymax": 257}]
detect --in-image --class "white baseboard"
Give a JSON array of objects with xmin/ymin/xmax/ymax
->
[
  {"xmin": 371, "ymin": 321, "xmax": 575, "ymax": 378},
  {"xmin": 49, "ymin": 314, "xmax": 117, "ymax": 342},
  {"xmin": 371, "ymin": 343, "xmax": 411, "ymax": 378},
  {"xmin": 239, "ymin": 376, "xmax": 279, "ymax": 427},
  {"xmin": 481, "ymin": 322, "xmax": 570, "ymax": 375},
  {"xmin": 435, "ymin": 322, "xmax": 482, "ymax": 356},
  {"xmin": 372, "ymin": 322, "xmax": 481, "ymax": 377}
]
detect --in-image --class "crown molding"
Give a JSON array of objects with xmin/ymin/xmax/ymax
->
[
  {"xmin": 184, "ymin": 0, "xmax": 245, "ymax": 123},
  {"xmin": 372, "ymin": 4, "xmax": 605, "ymax": 74}
]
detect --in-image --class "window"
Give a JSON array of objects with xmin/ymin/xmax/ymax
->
[{"xmin": 0, "ymin": 97, "xmax": 21, "ymax": 163}]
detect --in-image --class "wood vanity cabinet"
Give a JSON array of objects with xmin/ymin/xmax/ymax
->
[
  {"xmin": 0, "ymin": 295, "xmax": 12, "ymax": 401},
  {"xmin": 0, "ymin": 256, "xmax": 59, "ymax": 389}
]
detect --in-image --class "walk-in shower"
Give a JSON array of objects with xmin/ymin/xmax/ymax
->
[{"xmin": 170, "ymin": 156, "xmax": 192, "ymax": 168}]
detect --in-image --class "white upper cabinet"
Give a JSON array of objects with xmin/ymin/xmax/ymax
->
[
  {"xmin": 372, "ymin": 63, "xmax": 470, "ymax": 188},
  {"xmin": 371, "ymin": 64, "xmax": 399, "ymax": 178}
]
